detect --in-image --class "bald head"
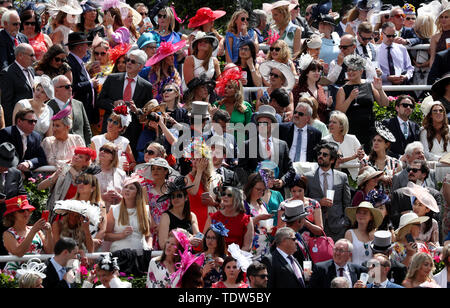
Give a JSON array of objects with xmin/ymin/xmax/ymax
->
[
  {"xmin": 15, "ymin": 43, "xmax": 35, "ymax": 67},
  {"xmin": 339, "ymin": 34, "xmax": 357, "ymax": 56}
]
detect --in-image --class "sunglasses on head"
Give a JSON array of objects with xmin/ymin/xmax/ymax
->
[
  {"xmin": 407, "ymin": 167, "xmax": 420, "ymax": 173},
  {"xmin": 99, "ymin": 147, "xmax": 114, "ymax": 155},
  {"xmin": 270, "ymin": 47, "xmax": 281, "ymax": 52},
  {"xmin": 240, "ymin": 17, "xmax": 249, "ymax": 22},
  {"xmin": 94, "ymin": 51, "xmax": 107, "ymax": 56},
  {"xmin": 75, "ymin": 178, "xmax": 92, "ymax": 185},
  {"xmin": 107, "ymin": 118, "xmax": 120, "ymax": 126},
  {"xmin": 157, "ymin": 13, "xmax": 167, "ymax": 19},
  {"xmin": 170, "ymin": 192, "xmax": 184, "ymax": 199}
]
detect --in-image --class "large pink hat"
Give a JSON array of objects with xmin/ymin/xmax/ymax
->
[
  {"xmin": 146, "ymin": 40, "xmax": 186, "ymax": 66},
  {"xmin": 170, "ymin": 250, "xmax": 205, "ymax": 287},
  {"xmin": 188, "ymin": 7, "xmax": 226, "ymax": 29},
  {"xmin": 403, "ymin": 182, "xmax": 439, "ymax": 213}
]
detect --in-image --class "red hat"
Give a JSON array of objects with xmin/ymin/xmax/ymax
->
[
  {"xmin": 74, "ymin": 147, "xmax": 97, "ymax": 161},
  {"xmin": 146, "ymin": 40, "xmax": 186, "ymax": 67},
  {"xmin": 188, "ymin": 7, "xmax": 226, "ymax": 29},
  {"xmin": 109, "ymin": 43, "xmax": 132, "ymax": 64},
  {"xmin": 3, "ymin": 195, "xmax": 35, "ymax": 216}
]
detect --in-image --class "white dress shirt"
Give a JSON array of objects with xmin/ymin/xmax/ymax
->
[
  {"xmin": 397, "ymin": 116, "xmax": 409, "ymax": 137},
  {"xmin": 54, "ymin": 97, "xmax": 70, "ymax": 111},
  {"xmin": 289, "ymin": 125, "xmax": 307, "ymax": 162},
  {"xmin": 319, "ymin": 168, "xmax": 333, "ymax": 193},
  {"xmin": 258, "ymin": 135, "xmax": 273, "ymax": 158}
]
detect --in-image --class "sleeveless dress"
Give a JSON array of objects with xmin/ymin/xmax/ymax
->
[
  {"xmin": 181, "ymin": 56, "xmax": 215, "ymax": 91},
  {"xmin": 91, "ymin": 134, "xmax": 130, "ymax": 170},
  {"xmin": 53, "ymin": 25, "xmax": 72, "ymax": 51},
  {"xmin": 209, "ymin": 211, "xmax": 250, "ymax": 248},
  {"xmin": 28, "ymin": 32, "xmax": 48, "ymax": 61},
  {"xmin": 187, "ymin": 174, "xmax": 207, "ymax": 232},
  {"xmin": 278, "ymin": 22, "xmax": 300, "ymax": 53},
  {"xmin": 225, "ymin": 29, "xmax": 255, "ymax": 63},
  {"xmin": 165, "ymin": 210, "xmax": 193, "ymax": 234},
  {"xmin": 349, "ymin": 229, "xmax": 372, "ymax": 266},
  {"xmin": 436, "ymin": 30, "xmax": 450, "ymax": 53},
  {"xmin": 110, "ymin": 204, "xmax": 151, "ymax": 252},
  {"xmin": 4, "ymin": 227, "xmax": 43, "ymax": 273}
]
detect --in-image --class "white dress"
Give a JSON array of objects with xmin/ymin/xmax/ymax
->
[
  {"xmin": 95, "ymin": 168, "xmax": 126, "ymax": 196},
  {"xmin": 109, "ymin": 204, "xmax": 151, "ymax": 253},
  {"xmin": 181, "ymin": 55, "xmax": 215, "ymax": 91},
  {"xmin": 349, "ymin": 229, "xmax": 372, "ymax": 266},
  {"xmin": 419, "ymin": 126, "xmax": 450, "ymax": 161},
  {"xmin": 15, "ymin": 99, "xmax": 53, "ymax": 137},
  {"xmin": 91, "ymin": 134, "xmax": 130, "ymax": 170},
  {"xmin": 323, "ymin": 134, "xmax": 361, "ymax": 180}
]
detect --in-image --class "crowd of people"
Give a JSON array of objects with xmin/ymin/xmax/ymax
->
[{"xmin": 0, "ymin": 0, "xmax": 450, "ymax": 289}]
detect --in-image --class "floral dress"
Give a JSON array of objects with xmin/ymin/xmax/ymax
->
[
  {"xmin": 364, "ymin": 156, "xmax": 401, "ymax": 195},
  {"xmin": 245, "ymin": 201, "xmax": 272, "ymax": 258},
  {"xmin": 4, "ymin": 227, "xmax": 44, "ymax": 273},
  {"xmin": 144, "ymin": 180, "xmax": 170, "ymax": 250},
  {"xmin": 200, "ymin": 253, "xmax": 225, "ymax": 288},
  {"xmin": 146, "ymin": 257, "xmax": 177, "ymax": 288}
]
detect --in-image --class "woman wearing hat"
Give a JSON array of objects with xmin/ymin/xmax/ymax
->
[
  {"xmin": 12, "ymin": 75, "xmax": 54, "ymax": 138},
  {"xmin": 76, "ymin": 1, "xmax": 102, "ymax": 36},
  {"xmin": 34, "ymin": 44, "xmax": 73, "ymax": 80},
  {"xmin": 365, "ymin": 189, "xmax": 394, "ymax": 233},
  {"xmin": 419, "ymin": 100, "xmax": 450, "ymax": 161},
  {"xmin": 105, "ymin": 175, "xmax": 152, "ymax": 252},
  {"xmin": 317, "ymin": 14, "xmax": 340, "ymax": 66},
  {"xmin": 41, "ymin": 105, "xmax": 86, "ymax": 167},
  {"xmin": 294, "ymin": 34, "xmax": 322, "ymax": 61},
  {"xmin": 183, "ymin": 75, "xmax": 216, "ymax": 110},
  {"xmin": 103, "ymin": 3, "xmax": 141, "ymax": 46},
  {"xmin": 431, "ymin": 74, "xmax": 450, "ymax": 115},
  {"xmin": 83, "ymin": 253, "xmax": 131, "ymax": 288},
  {"xmin": 182, "ymin": 31, "xmax": 221, "ymax": 91},
  {"xmin": 352, "ymin": 166, "xmax": 384, "ymax": 206},
  {"xmin": 336, "ymin": 54, "xmax": 389, "ymax": 150},
  {"xmin": 109, "ymin": 43, "xmax": 131, "ymax": 73},
  {"xmin": 429, "ymin": 3, "xmax": 450, "ymax": 70},
  {"xmin": 211, "ymin": 254, "xmax": 249, "ymax": 288},
  {"xmin": 48, "ymin": 0, "xmax": 82, "ymax": 47},
  {"xmin": 344, "ymin": 0, "xmax": 371, "ymax": 37},
  {"xmin": 266, "ymin": 39, "xmax": 297, "ymax": 77},
  {"xmin": 157, "ymin": 176, "xmax": 200, "ymax": 249},
  {"xmin": 3, "ymin": 196, "xmax": 53, "ymax": 273},
  {"xmin": 344, "ymin": 201, "xmax": 383, "ymax": 265},
  {"xmin": 200, "ymin": 222, "xmax": 228, "ymax": 288},
  {"xmin": 19, "ymin": 9, "xmax": 52, "ymax": 61},
  {"xmin": 391, "ymin": 212, "xmax": 430, "ymax": 267}
]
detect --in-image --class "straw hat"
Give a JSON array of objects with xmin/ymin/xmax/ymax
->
[
  {"xmin": 395, "ymin": 212, "xmax": 429, "ymax": 239},
  {"xmin": 259, "ymin": 60, "xmax": 296, "ymax": 90},
  {"xmin": 345, "ymin": 201, "xmax": 384, "ymax": 229},
  {"xmin": 402, "ymin": 182, "xmax": 439, "ymax": 213},
  {"xmin": 262, "ymin": 1, "xmax": 296, "ymax": 13},
  {"xmin": 356, "ymin": 166, "xmax": 384, "ymax": 187}
]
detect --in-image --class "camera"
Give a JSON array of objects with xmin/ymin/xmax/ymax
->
[{"xmin": 147, "ymin": 112, "xmax": 160, "ymax": 122}]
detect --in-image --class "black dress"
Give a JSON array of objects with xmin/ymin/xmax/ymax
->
[
  {"xmin": 166, "ymin": 210, "xmax": 193, "ymax": 234},
  {"xmin": 343, "ymin": 82, "xmax": 375, "ymax": 152}
]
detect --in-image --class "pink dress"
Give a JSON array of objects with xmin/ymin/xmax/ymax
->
[{"xmin": 29, "ymin": 32, "xmax": 48, "ymax": 61}]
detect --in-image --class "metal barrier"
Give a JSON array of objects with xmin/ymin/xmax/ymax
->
[{"xmin": 0, "ymin": 251, "xmax": 163, "ymax": 262}]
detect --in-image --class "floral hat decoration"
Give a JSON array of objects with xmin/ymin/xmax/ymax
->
[
  {"xmin": 214, "ymin": 66, "xmax": 244, "ymax": 97},
  {"xmin": 182, "ymin": 137, "xmax": 212, "ymax": 161},
  {"xmin": 109, "ymin": 43, "xmax": 132, "ymax": 64},
  {"xmin": 97, "ymin": 253, "xmax": 120, "ymax": 272},
  {"xmin": 146, "ymin": 40, "xmax": 187, "ymax": 67},
  {"xmin": 402, "ymin": 3, "xmax": 416, "ymax": 15},
  {"xmin": 170, "ymin": 249, "xmax": 205, "ymax": 287},
  {"xmin": 210, "ymin": 221, "xmax": 229, "ymax": 237},
  {"xmin": 15, "ymin": 258, "xmax": 47, "ymax": 279},
  {"xmin": 227, "ymin": 243, "xmax": 253, "ymax": 272},
  {"xmin": 113, "ymin": 104, "xmax": 132, "ymax": 128},
  {"xmin": 298, "ymin": 53, "xmax": 314, "ymax": 72},
  {"xmin": 343, "ymin": 54, "xmax": 366, "ymax": 71},
  {"xmin": 365, "ymin": 189, "xmax": 390, "ymax": 207}
]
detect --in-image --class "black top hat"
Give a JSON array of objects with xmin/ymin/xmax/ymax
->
[
  {"xmin": 66, "ymin": 32, "xmax": 92, "ymax": 47},
  {"xmin": 0, "ymin": 142, "xmax": 19, "ymax": 168},
  {"xmin": 156, "ymin": 176, "xmax": 194, "ymax": 203}
]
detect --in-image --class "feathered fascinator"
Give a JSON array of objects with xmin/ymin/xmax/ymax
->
[
  {"xmin": 109, "ymin": 43, "xmax": 131, "ymax": 64},
  {"xmin": 211, "ymin": 221, "xmax": 229, "ymax": 237},
  {"xmin": 183, "ymin": 137, "xmax": 212, "ymax": 160},
  {"xmin": 113, "ymin": 104, "xmax": 132, "ymax": 127},
  {"xmin": 172, "ymin": 229, "xmax": 191, "ymax": 251},
  {"xmin": 214, "ymin": 66, "xmax": 243, "ymax": 97},
  {"xmin": 16, "ymin": 258, "xmax": 47, "ymax": 279},
  {"xmin": 227, "ymin": 243, "xmax": 253, "ymax": 272},
  {"xmin": 51, "ymin": 103, "xmax": 72, "ymax": 121},
  {"xmin": 265, "ymin": 29, "xmax": 280, "ymax": 46},
  {"xmin": 170, "ymin": 250, "xmax": 205, "ymax": 287},
  {"xmin": 97, "ymin": 253, "xmax": 120, "ymax": 272},
  {"xmin": 343, "ymin": 54, "xmax": 366, "ymax": 71},
  {"xmin": 53, "ymin": 200, "xmax": 102, "ymax": 228},
  {"xmin": 298, "ymin": 53, "xmax": 314, "ymax": 71},
  {"xmin": 365, "ymin": 189, "xmax": 390, "ymax": 206}
]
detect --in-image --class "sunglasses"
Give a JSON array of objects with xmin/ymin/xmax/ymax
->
[
  {"xmin": 383, "ymin": 14, "xmax": 390, "ymax": 19},
  {"xmin": 240, "ymin": 17, "xmax": 249, "ymax": 22},
  {"xmin": 383, "ymin": 32, "xmax": 396, "ymax": 38},
  {"xmin": 406, "ymin": 17, "xmax": 416, "ymax": 21},
  {"xmin": 432, "ymin": 109, "xmax": 445, "ymax": 114},
  {"xmin": 162, "ymin": 88, "xmax": 174, "ymax": 93},
  {"xmin": 318, "ymin": 151, "xmax": 329, "ymax": 157},
  {"xmin": 24, "ymin": 21, "xmax": 36, "ymax": 26},
  {"xmin": 401, "ymin": 103, "xmax": 414, "ymax": 109},
  {"xmin": 359, "ymin": 35, "xmax": 372, "ymax": 41},
  {"xmin": 54, "ymin": 56, "xmax": 65, "ymax": 63},
  {"xmin": 125, "ymin": 58, "xmax": 139, "ymax": 65},
  {"xmin": 75, "ymin": 178, "xmax": 92, "ymax": 185},
  {"xmin": 157, "ymin": 14, "xmax": 167, "ymax": 19},
  {"xmin": 99, "ymin": 147, "xmax": 114, "ymax": 155},
  {"xmin": 170, "ymin": 193, "xmax": 184, "ymax": 199},
  {"xmin": 146, "ymin": 149, "xmax": 155, "ymax": 155},
  {"xmin": 107, "ymin": 118, "xmax": 120, "ymax": 126},
  {"xmin": 394, "ymin": 14, "xmax": 405, "ymax": 18},
  {"xmin": 407, "ymin": 167, "xmax": 420, "ymax": 173},
  {"xmin": 293, "ymin": 111, "xmax": 305, "ymax": 116},
  {"xmin": 339, "ymin": 44, "xmax": 354, "ymax": 50},
  {"xmin": 94, "ymin": 51, "xmax": 107, "ymax": 56},
  {"xmin": 140, "ymin": 12, "xmax": 148, "ymax": 16},
  {"xmin": 293, "ymin": 5, "xmax": 300, "ymax": 10},
  {"xmin": 220, "ymin": 192, "xmax": 233, "ymax": 198},
  {"xmin": 364, "ymin": 242, "xmax": 370, "ymax": 256},
  {"xmin": 305, "ymin": 12, "xmax": 311, "ymax": 16},
  {"xmin": 269, "ymin": 72, "xmax": 280, "ymax": 78},
  {"xmin": 11, "ymin": 22, "xmax": 20, "ymax": 26},
  {"xmin": 57, "ymin": 84, "xmax": 72, "ymax": 89},
  {"xmin": 22, "ymin": 118, "xmax": 37, "ymax": 124},
  {"xmin": 270, "ymin": 47, "xmax": 281, "ymax": 52}
]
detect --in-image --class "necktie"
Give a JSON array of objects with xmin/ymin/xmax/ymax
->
[
  {"xmin": 338, "ymin": 267, "xmax": 344, "ymax": 277},
  {"xmin": 402, "ymin": 122, "xmax": 408, "ymax": 139},
  {"xmin": 14, "ymin": 37, "xmax": 18, "ymax": 47},
  {"xmin": 294, "ymin": 128, "xmax": 302, "ymax": 162},
  {"xmin": 386, "ymin": 46, "xmax": 395, "ymax": 76},
  {"xmin": 288, "ymin": 255, "xmax": 305, "ymax": 286},
  {"xmin": 216, "ymin": 168, "xmax": 222, "ymax": 175},
  {"xmin": 266, "ymin": 138, "xmax": 271, "ymax": 159},
  {"xmin": 323, "ymin": 172, "xmax": 328, "ymax": 195},
  {"xmin": 373, "ymin": 284, "xmax": 381, "ymax": 288},
  {"xmin": 123, "ymin": 77, "xmax": 134, "ymax": 102},
  {"xmin": 23, "ymin": 68, "xmax": 33, "ymax": 88},
  {"xmin": 362, "ymin": 45, "xmax": 369, "ymax": 57}
]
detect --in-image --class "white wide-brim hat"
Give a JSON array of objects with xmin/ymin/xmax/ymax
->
[{"xmin": 259, "ymin": 60, "xmax": 296, "ymax": 90}]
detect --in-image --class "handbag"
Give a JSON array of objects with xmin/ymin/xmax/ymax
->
[{"xmin": 306, "ymin": 228, "xmax": 335, "ymax": 263}]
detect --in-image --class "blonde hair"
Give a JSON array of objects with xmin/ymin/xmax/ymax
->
[
  {"xmin": 73, "ymin": 173, "xmax": 101, "ymax": 204},
  {"xmin": 226, "ymin": 10, "xmax": 248, "ymax": 34},
  {"xmin": 414, "ymin": 14, "xmax": 436, "ymax": 39},
  {"xmin": 346, "ymin": 7, "xmax": 360, "ymax": 23},
  {"xmin": 273, "ymin": 6, "xmax": 291, "ymax": 30},
  {"xmin": 437, "ymin": 10, "xmax": 450, "ymax": 32},
  {"xmin": 159, "ymin": 7, "xmax": 175, "ymax": 32},
  {"xmin": 18, "ymin": 273, "xmax": 42, "ymax": 288},
  {"xmin": 405, "ymin": 252, "xmax": 435, "ymax": 281},
  {"xmin": 225, "ymin": 79, "xmax": 247, "ymax": 114},
  {"xmin": 118, "ymin": 182, "xmax": 150, "ymax": 236},
  {"xmin": 100, "ymin": 142, "xmax": 119, "ymax": 169},
  {"xmin": 267, "ymin": 39, "xmax": 292, "ymax": 64},
  {"xmin": 329, "ymin": 110, "xmax": 350, "ymax": 135}
]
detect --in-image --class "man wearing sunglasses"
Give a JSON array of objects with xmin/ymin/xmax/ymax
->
[
  {"xmin": 0, "ymin": 10, "xmax": 29, "ymax": 70},
  {"xmin": 388, "ymin": 6, "xmax": 421, "ymax": 47},
  {"xmin": 247, "ymin": 261, "xmax": 268, "ymax": 288},
  {"xmin": 376, "ymin": 22, "xmax": 414, "ymax": 86}
]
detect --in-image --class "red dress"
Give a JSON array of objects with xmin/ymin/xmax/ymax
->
[
  {"xmin": 209, "ymin": 211, "xmax": 251, "ymax": 248},
  {"xmin": 211, "ymin": 281, "xmax": 249, "ymax": 288},
  {"xmin": 187, "ymin": 174, "xmax": 208, "ymax": 232},
  {"xmin": 28, "ymin": 33, "xmax": 48, "ymax": 61}
]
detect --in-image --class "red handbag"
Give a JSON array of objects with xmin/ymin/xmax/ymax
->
[{"xmin": 306, "ymin": 229, "xmax": 335, "ymax": 263}]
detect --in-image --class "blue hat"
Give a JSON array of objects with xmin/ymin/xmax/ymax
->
[
  {"xmin": 81, "ymin": 0, "xmax": 98, "ymax": 12},
  {"xmin": 137, "ymin": 32, "xmax": 161, "ymax": 49}
]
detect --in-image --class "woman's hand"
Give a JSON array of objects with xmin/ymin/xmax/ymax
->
[
  {"xmin": 202, "ymin": 260, "xmax": 215, "ymax": 275},
  {"xmin": 189, "ymin": 237, "xmax": 202, "ymax": 247},
  {"xmin": 380, "ymin": 175, "xmax": 392, "ymax": 186},
  {"xmin": 104, "ymin": 12, "xmax": 113, "ymax": 27},
  {"xmin": 373, "ymin": 77, "xmax": 383, "ymax": 90},
  {"xmin": 197, "ymin": 158, "xmax": 209, "ymax": 172},
  {"xmin": 122, "ymin": 226, "xmax": 133, "ymax": 239},
  {"xmin": 349, "ymin": 88, "xmax": 359, "ymax": 101},
  {"xmin": 406, "ymin": 241, "xmax": 418, "ymax": 256},
  {"xmin": 31, "ymin": 218, "xmax": 47, "ymax": 234}
]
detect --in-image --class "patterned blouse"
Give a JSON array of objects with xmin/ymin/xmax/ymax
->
[
  {"xmin": 146, "ymin": 257, "xmax": 177, "ymax": 288},
  {"xmin": 4, "ymin": 227, "xmax": 44, "ymax": 273}
]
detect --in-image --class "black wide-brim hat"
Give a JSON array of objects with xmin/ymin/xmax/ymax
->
[
  {"xmin": 0, "ymin": 142, "xmax": 19, "ymax": 168},
  {"xmin": 184, "ymin": 74, "xmax": 216, "ymax": 98},
  {"xmin": 431, "ymin": 73, "xmax": 450, "ymax": 97},
  {"xmin": 156, "ymin": 176, "xmax": 194, "ymax": 203},
  {"xmin": 66, "ymin": 32, "xmax": 92, "ymax": 46}
]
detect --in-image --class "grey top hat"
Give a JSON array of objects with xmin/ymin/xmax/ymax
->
[
  {"xmin": 254, "ymin": 105, "xmax": 278, "ymax": 124},
  {"xmin": 0, "ymin": 142, "xmax": 19, "ymax": 168},
  {"xmin": 188, "ymin": 101, "xmax": 210, "ymax": 118},
  {"xmin": 370, "ymin": 230, "xmax": 394, "ymax": 252},
  {"xmin": 281, "ymin": 200, "xmax": 308, "ymax": 222}
]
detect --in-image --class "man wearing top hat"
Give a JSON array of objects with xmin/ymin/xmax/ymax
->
[
  {"xmin": 0, "ymin": 142, "xmax": 27, "ymax": 259},
  {"xmin": 66, "ymin": 32, "xmax": 100, "ymax": 126}
]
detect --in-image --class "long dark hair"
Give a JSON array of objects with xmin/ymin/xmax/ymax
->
[
  {"xmin": 243, "ymin": 173, "xmax": 266, "ymax": 205},
  {"xmin": 297, "ymin": 60, "xmax": 323, "ymax": 89},
  {"xmin": 202, "ymin": 227, "xmax": 227, "ymax": 257},
  {"xmin": 168, "ymin": 190, "xmax": 191, "ymax": 221},
  {"xmin": 20, "ymin": 10, "xmax": 41, "ymax": 33},
  {"xmin": 368, "ymin": 133, "xmax": 391, "ymax": 165},
  {"xmin": 34, "ymin": 44, "xmax": 67, "ymax": 72},
  {"xmin": 235, "ymin": 40, "xmax": 257, "ymax": 66},
  {"xmin": 422, "ymin": 102, "xmax": 449, "ymax": 152},
  {"xmin": 77, "ymin": 9, "xmax": 100, "ymax": 32},
  {"xmin": 221, "ymin": 256, "xmax": 244, "ymax": 283}
]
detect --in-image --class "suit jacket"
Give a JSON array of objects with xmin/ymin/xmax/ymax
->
[
  {"xmin": 305, "ymin": 168, "xmax": 351, "ymax": 241},
  {"xmin": 0, "ymin": 62, "xmax": 34, "ymax": 126},
  {"xmin": 279, "ymin": 123, "xmax": 322, "ymax": 163},
  {"xmin": 366, "ymin": 281, "xmax": 404, "ymax": 288},
  {"xmin": 0, "ymin": 126, "xmax": 47, "ymax": 169},
  {"xmin": 0, "ymin": 30, "xmax": 28, "ymax": 70},
  {"xmin": 97, "ymin": 73, "xmax": 153, "ymax": 154},
  {"xmin": 382, "ymin": 117, "xmax": 420, "ymax": 159},
  {"xmin": 261, "ymin": 248, "xmax": 306, "ymax": 288},
  {"xmin": 67, "ymin": 53, "xmax": 99, "ymax": 124},
  {"xmin": 238, "ymin": 135, "xmax": 294, "ymax": 185},
  {"xmin": 400, "ymin": 27, "xmax": 422, "ymax": 46},
  {"xmin": 309, "ymin": 259, "xmax": 367, "ymax": 288},
  {"xmin": 47, "ymin": 99, "xmax": 92, "ymax": 146},
  {"xmin": 221, "ymin": 166, "xmax": 241, "ymax": 188},
  {"xmin": 428, "ymin": 49, "xmax": 450, "ymax": 85},
  {"xmin": 42, "ymin": 259, "xmax": 70, "ymax": 288},
  {"xmin": 392, "ymin": 169, "xmax": 437, "ymax": 191}
]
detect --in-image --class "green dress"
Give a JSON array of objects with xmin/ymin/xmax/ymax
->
[{"xmin": 213, "ymin": 100, "xmax": 253, "ymax": 142}]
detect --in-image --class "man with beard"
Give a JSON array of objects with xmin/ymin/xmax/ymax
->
[{"xmin": 304, "ymin": 141, "xmax": 351, "ymax": 241}]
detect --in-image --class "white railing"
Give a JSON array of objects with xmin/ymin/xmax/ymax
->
[
  {"xmin": 259, "ymin": 43, "xmax": 429, "ymax": 52},
  {"xmin": 0, "ymin": 251, "xmax": 162, "ymax": 262}
]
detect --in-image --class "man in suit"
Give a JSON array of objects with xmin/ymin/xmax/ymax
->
[
  {"xmin": 279, "ymin": 102, "xmax": 322, "ymax": 163},
  {"xmin": 382, "ymin": 95, "xmax": 420, "ymax": 159},
  {"xmin": 0, "ymin": 142, "xmax": 27, "ymax": 259},
  {"xmin": 428, "ymin": 49, "xmax": 450, "ymax": 85},
  {"xmin": 355, "ymin": 22, "xmax": 380, "ymax": 74},
  {"xmin": 210, "ymin": 140, "xmax": 240, "ymax": 188},
  {"xmin": 0, "ymin": 109, "xmax": 47, "ymax": 172},
  {"xmin": 0, "ymin": 43, "xmax": 35, "ymax": 126},
  {"xmin": 66, "ymin": 32, "xmax": 99, "ymax": 125},
  {"xmin": 389, "ymin": 6, "xmax": 421, "ymax": 46},
  {"xmin": 247, "ymin": 261, "xmax": 268, "ymax": 288},
  {"xmin": 97, "ymin": 49, "xmax": 153, "ymax": 155},
  {"xmin": 261, "ymin": 227, "xmax": 307, "ymax": 288},
  {"xmin": 0, "ymin": 10, "xmax": 29, "ymax": 70},
  {"xmin": 364, "ymin": 254, "xmax": 403, "ymax": 288},
  {"xmin": 393, "ymin": 152, "xmax": 437, "ymax": 191},
  {"xmin": 238, "ymin": 105, "xmax": 294, "ymax": 187},
  {"xmin": 305, "ymin": 141, "xmax": 351, "ymax": 241},
  {"xmin": 43, "ymin": 237, "xmax": 79, "ymax": 288},
  {"xmin": 48, "ymin": 75, "xmax": 92, "ymax": 145},
  {"xmin": 310, "ymin": 239, "xmax": 367, "ymax": 288}
]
